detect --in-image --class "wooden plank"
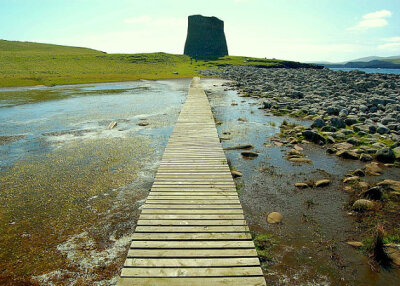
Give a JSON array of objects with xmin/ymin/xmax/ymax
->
[
  {"xmin": 135, "ymin": 225, "xmax": 250, "ymax": 232},
  {"xmin": 141, "ymin": 209, "xmax": 243, "ymax": 214},
  {"xmin": 139, "ymin": 214, "xmax": 245, "ymax": 220},
  {"xmin": 143, "ymin": 205, "xmax": 241, "ymax": 210},
  {"xmin": 121, "ymin": 266, "xmax": 263, "ymax": 277},
  {"xmin": 130, "ymin": 240, "xmax": 254, "ymax": 248},
  {"xmin": 137, "ymin": 219, "xmax": 247, "ymax": 226},
  {"xmin": 131, "ymin": 232, "xmax": 252, "ymax": 240},
  {"xmin": 123, "ymin": 257, "xmax": 261, "ymax": 267},
  {"xmin": 118, "ymin": 277, "xmax": 266, "ymax": 286},
  {"xmin": 127, "ymin": 248, "xmax": 258, "ymax": 258}
]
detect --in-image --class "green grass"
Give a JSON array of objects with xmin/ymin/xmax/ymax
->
[{"xmin": 0, "ymin": 40, "xmax": 318, "ymax": 87}]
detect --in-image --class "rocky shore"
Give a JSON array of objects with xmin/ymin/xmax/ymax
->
[
  {"xmin": 203, "ymin": 66, "xmax": 400, "ymax": 164},
  {"xmin": 202, "ymin": 66, "xmax": 400, "ymax": 268}
]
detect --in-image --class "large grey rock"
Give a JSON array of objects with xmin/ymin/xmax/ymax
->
[
  {"xmin": 376, "ymin": 148, "xmax": 395, "ymax": 163},
  {"xmin": 184, "ymin": 15, "xmax": 228, "ymax": 58},
  {"xmin": 330, "ymin": 117, "xmax": 346, "ymax": 129},
  {"xmin": 302, "ymin": 130, "xmax": 326, "ymax": 144}
]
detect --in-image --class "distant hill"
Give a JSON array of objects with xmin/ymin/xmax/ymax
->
[
  {"xmin": 0, "ymin": 39, "xmax": 103, "ymax": 54},
  {"xmin": 314, "ymin": 54, "xmax": 400, "ymax": 69}
]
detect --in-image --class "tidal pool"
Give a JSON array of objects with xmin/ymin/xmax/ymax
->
[
  {"xmin": 0, "ymin": 79, "xmax": 190, "ymax": 285},
  {"xmin": 204, "ymin": 79, "xmax": 400, "ymax": 286}
]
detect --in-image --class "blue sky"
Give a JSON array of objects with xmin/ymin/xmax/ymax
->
[{"xmin": 1, "ymin": 0, "xmax": 400, "ymax": 62}]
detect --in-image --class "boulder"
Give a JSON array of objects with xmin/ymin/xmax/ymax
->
[
  {"xmin": 267, "ymin": 212, "xmax": 283, "ymax": 224},
  {"xmin": 376, "ymin": 148, "xmax": 395, "ymax": 163},
  {"xmin": 360, "ymin": 186, "xmax": 383, "ymax": 200},
  {"xmin": 311, "ymin": 118, "xmax": 325, "ymax": 128},
  {"xmin": 330, "ymin": 117, "xmax": 346, "ymax": 129},
  {"xmin": 302, "ymin": 130, "xmax": 326, "ymax": 145}
]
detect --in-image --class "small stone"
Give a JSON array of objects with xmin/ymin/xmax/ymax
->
[
  {"xmin": 241, "ymin": 151, "xmax": 258, "ymax": 158},
  {"xmin": 352, "ymin": 169, "xmax": 365, "ymax": 177},
  {"xmin": 360, "ymin": 153, "xmax": 373, "ymax": 162},
  {"xmin": 365, "ymin": 162, "xmax": 383, "ymax": 176},
  {"xmin": 326, "ymin": 148, "xmax": 336, "ymax": 154},
  {"xmin": 358, "ymin": 181, "xmax": 369, "ymax": 190},
  {"xmin": 295, "ymin": 182, "xmax": 309, "ymax": 189},
  {"xmin": 353, "ymin": 199, "xmax": 374, "ymax": 211},
  {"xmin": 267, "ymin": 212, "xmax": 283, "ymax": 224},
  {"xmin": 231, "ymin": 170, "xmax": 243, "ymax": 178},
  {"xmin": 343, "ymin": 176, "xmax": 359, "ymax": 183},
  {"xmin": 384, "ymin": 244, "xmax": 400, "ymax": 266},
  {"xmin": 107, "ymin": 121, "xmax": 117, "ymax": 129},
  {"xmin": 377, "ymin": 179, "xmax": 400, "ymax": 192},
  {"xmin": 294, "ymin": 145, "xmax": 303, "ymax": 151},
  {"xmin": 224, "ymin": 144, "xmax": 253, "ymax": 150},
  {"xmin": 315, "ymin": 179, "xmax": 330, "ymax": 187},
  {"xmin": 288, "ymin": 149, "xmax": 302, "ymax": 156},
  {"xmin": 344, "ymin": 186, "xmax": 354, "ymax": 192},
  {"xmin": 138, "ymin": 121, "xmax": 149, "ymax": 126},
  {"xmin": 238, "ymin": 117, "xmax": 247, "ymax": 122},
  {"xmin": 289, "ymin": 158, "xmax": 312, "ymax": 164},
  {"xmin": 336, "ymin": 150, "xmax": 359, "ymax": 160},
  {"xmin": 346, "ymin": 241, "xmax": 364, "ymax": 248}
]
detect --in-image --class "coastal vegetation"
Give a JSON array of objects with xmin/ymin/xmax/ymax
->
[{"xmin": 0, "ymin": 40, "xmax": 318, "ymax": 88}]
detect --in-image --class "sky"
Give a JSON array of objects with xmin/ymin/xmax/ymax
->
[{"xmin": 1, "ymin": 0, "xmax": 400, "ymax": 62}]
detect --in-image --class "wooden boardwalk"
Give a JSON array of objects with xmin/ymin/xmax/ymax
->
[{"xmin": 117, "ymin": 77, "xmax": 266, "ymax": 286}]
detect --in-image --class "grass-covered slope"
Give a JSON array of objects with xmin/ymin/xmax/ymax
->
[{"xmin": 0, "ymin": 40, "xmax": 319, "ymax": 87}]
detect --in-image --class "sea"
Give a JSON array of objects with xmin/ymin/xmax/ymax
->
[{"xmin": 329, "ymin": 67, "xmax": 400, "ymax": 75}]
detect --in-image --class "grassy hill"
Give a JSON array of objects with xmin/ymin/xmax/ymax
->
[
  {"xmin": 0, "ymin": 40, "xmax": 318, "ymax": 87},
  {"xmin": 384, "ymin": 57, "xmax": 400, "ymax": 64}
]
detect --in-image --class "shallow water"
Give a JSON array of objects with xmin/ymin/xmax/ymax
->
[
  {"xmin": 204, "ymin": 79, "xmax": 400, "ymax": 286},
  {"xmin": 0, "ymin": 79, "xmax": 190, "ymax": 285},
  {"xmin": 329, "ymin": 67, "xmax": 400, "ymax": 75},
  {"xmin": 1, "ymin": 78, "xmax": 399, "ymax": 285}
]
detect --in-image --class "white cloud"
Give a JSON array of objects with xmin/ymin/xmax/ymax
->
[
  {"xmin": 363, "ymin": 10, "xmax": 392, "ymax": 19},
  {"xmin": 348, "ymin": 9, "xmax": 391, "ymax": 31}
]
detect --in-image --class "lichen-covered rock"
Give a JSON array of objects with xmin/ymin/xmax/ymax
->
[
  {"xmin": 353, "ymin": 199, "xmax": 374, "ymax": 211},
  {"xmin": 184, "ymin": 15, "xmax": 228, "ymax": 58}
]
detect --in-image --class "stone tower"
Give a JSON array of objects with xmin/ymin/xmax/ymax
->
[{"xmin": 184, "ymin": 15, "xmax": 228, "ymax": 58}]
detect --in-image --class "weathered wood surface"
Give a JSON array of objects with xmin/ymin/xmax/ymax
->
[{"xmin": 117, "ymin": 78, "xmax": 265, "ymax": 285}]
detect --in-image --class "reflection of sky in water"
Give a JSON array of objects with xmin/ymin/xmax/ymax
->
[{"xmin": 0, "ymin": 79, "xmax": 190, "ymax": 168}]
